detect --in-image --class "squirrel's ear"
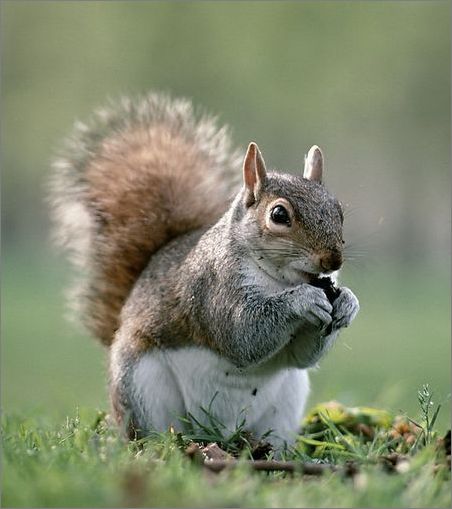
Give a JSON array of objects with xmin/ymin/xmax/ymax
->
[
  {"xmin": 303, "ymin": 145, "xmax": 323, "ymax": 183},
  {"xmin": 243, "ymin": 142, "xmax": 267, "ymax": 207}
]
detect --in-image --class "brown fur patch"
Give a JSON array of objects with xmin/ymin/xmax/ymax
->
[
  {"xmin": 109, "ymin": 382, "xmax": 139, "ymax": 440},
  {"xmin": 50, "ymin": 93, "xmax": 242, "ymax": 347},
  {"xmin": 84, "ymin": 126, "xmax": 236, "ymax": 344}
]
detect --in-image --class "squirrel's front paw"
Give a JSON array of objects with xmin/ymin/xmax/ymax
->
[
  {"xmin": 292, "ymin": 285, "xmax": 333, "ymax": 331},
  {"xmin": 331, "ymin": 287, "xmax": 359, "ymax": 330}
]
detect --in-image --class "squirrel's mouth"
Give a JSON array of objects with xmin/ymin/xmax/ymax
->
[
  {"xmin": 292, "ymin": 265, "xmax": 320, "ymax": 277},
  {"xmin": 294, "ymin": 267, "xmax": 336, "ymax": 284}
]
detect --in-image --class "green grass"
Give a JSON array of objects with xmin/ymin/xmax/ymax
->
[
  {"xmin": 2, "ymin": 397, "xmax": 450, "ymax": 508},
  {"xmin": 1, "ymin": 251, "xmax": 451, "ymax": 506}
]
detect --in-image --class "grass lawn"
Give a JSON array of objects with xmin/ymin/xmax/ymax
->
[
  {"xmin": 1, "ymin": 251, "xmax": 450, "ymax": 507},
  {"xmin": 2, "ymin": 398, "xmax": 450, "ymax": 507}
]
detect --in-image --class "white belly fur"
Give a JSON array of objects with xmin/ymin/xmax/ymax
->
[{"xmin": 132, "ymin": 346, "xmax": 310, "ymax": 449}]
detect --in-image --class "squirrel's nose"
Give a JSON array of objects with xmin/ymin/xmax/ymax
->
[{"xmin": 319, "ymin": 250, "xmax": 343, "ymax": 272}]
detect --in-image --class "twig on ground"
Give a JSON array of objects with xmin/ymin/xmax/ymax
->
[
  {"xmin": 185, "ymin": 441, "xmax": 338, "ymax": 475},
  {"xmin": 201, "ymin": 459, "xmax": 338, "ymax": 475}
]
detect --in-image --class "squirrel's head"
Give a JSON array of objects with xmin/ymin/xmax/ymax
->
[{"xmin": 238, "ymin": 142, "xmax": 344, "ymax": 285}]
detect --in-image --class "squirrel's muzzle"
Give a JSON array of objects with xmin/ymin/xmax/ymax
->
[{"xmin": 318, "ymin": 249, "xmax": 343, "ymax": 272}]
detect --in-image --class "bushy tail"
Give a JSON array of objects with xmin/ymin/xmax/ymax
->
[{"xmin": 50, "ymin": 92, "xmax": 242, "ymax": 346}]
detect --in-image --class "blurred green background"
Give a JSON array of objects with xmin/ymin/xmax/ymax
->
[{"xmin": 2, "ymin": 1, "xmax": 450, "ymax": 429}]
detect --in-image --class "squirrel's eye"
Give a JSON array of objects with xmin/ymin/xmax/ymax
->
[{"xmin": 270, "ymin": 205, "xmax": 291, "ymax": 226}]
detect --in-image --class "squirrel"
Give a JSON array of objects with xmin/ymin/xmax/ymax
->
[{"xmin": 50, "ymin": 92, "xmax": 359, "ymax": 450}]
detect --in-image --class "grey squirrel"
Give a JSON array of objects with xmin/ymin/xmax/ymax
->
[{"xmin": 51, "ymin": 92, "xmax": 359, "ymax": 450}]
